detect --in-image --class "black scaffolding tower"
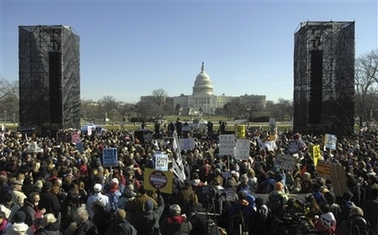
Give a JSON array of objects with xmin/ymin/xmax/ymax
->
[
  {"xmin": 293, "ymin": 21, "xmax": 355, "ymax": 136},
  {"xmin": 19, "ymin": 25, "xmax": 80, "ymax": 134}
]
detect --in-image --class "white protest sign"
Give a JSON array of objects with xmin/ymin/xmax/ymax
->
[
  {"xmin": 219, "ymin": 134, "xmax": 235, "ymax": 156},
  {"xmin": 235, "ymin": 139, "xmax": 250, "ymax": 160},
  {"xmin": 102, "ymin": 148, "xmax": 118, "ymax": 167},
  {"xmin": 155, "ymin": 152, "xmax": 169, "ymax": 171},
  {"xmin": 324, "ymin": 134, "xmax": 337, "ymax": 150},
  {"xmin": 274, "ymin": 154, "xmax": 297, "ymax": 171}
]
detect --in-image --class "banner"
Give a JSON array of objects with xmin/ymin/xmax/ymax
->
[
  {"xmin": 143, "ymin": 168, "xmax": 173, "ymax": 194},
  {"xmin": 172, "ymin": 131, "xmax": 185, "ymax": 181}
]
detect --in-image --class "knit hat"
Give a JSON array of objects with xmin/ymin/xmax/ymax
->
[
  {"xmin": 145, "ymin": 200, "xmax": 154, "ymax": 212},
  {"xmin": 93, "ymin": 183, "xmax": 102, "ymax": 193},
  {"xmin": 13, "ymin": 211, "xmax": 26, "ymax": 223},
  {"xmin": 42, "ymin": 181, "xmax": 52, "ymax": 190}
]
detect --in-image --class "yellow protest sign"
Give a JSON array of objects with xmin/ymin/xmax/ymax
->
[
  {"xmin": 143, "ymin": 168, "xmax": 173, "ymax": 194},
  {"xmin": 312, "ymin": 145, "xmax": 321, "ymax": 166},
  {"xmin": 236, "ymin": 125, "xmax": 246, "ymax": 138}
]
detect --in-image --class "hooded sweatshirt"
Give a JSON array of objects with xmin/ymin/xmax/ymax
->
[{"xmin": 4, "ymin": 222, "xmax": 33, "ymax": 235}]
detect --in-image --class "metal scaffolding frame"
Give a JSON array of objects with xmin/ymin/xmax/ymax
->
[
  {"xmin": 19, "ymin": 25, "xmax": 80, "ymax": 133},
  {"xmin": 293, "ymin": 21, "xmax": 355, "ymax": 136}
]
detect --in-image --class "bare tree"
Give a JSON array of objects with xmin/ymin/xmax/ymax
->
[
  {"xmin": 355, "ymin": 50, "xmax": 378, "ymax": 126},
  {"xmin": 151, "ymin": 89, "xmax": 168, "ymax": 107},
  {"xmin": 0, "ymin": 78, "xmax": 18, "ymax": 123},
  {"xmin": 134, "ymin": 100, "xmax": 155, "ymax": 121}
]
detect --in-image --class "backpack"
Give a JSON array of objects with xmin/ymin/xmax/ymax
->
[
  {"xmin": 347, "ymin": 215, "xmax": 370, "ymax": 235},
  {"xmin": 230, "ymin": 210, "xmax": 249, "ymax": 235},
  {"xmin": 267, "ymin": 193, "xmax": 284, "ymax": 215}
]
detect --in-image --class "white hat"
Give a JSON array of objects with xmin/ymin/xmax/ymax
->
[
  {"xmin": 93, "ymin": 183, "xmax": 102, "ymax": 192},
  {"xmin": 111, "ymin": 178, "xmax": 119, "ymax": 185}
]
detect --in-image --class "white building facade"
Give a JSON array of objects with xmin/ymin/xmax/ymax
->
[{"xmin": 172, "ymin": 62, "xmax": 266, "ymax": 115}]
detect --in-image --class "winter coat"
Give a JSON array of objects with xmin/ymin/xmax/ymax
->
[
  {"xmin": 4, "ymin": 222, "xmax": 33, "ymax": 235},
  {"xmin": 160, "ymin": 215, "xmax": 192, "ymax": 235},
  {"xmin": 105, "ymin": 219, "xmax": 137, "ymax": 235}
]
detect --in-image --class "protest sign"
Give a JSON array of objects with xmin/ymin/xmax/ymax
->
[
  {"xmin": 235, "ymin": 139, "xmax": 250, "ymax": 160},
  {"xmin": 219, "ymin": 134, "xmax": 235, "ymax": 156},
  {"xmin": 102, "ymin": 148, "xmax": 118, "ymax": 167}
]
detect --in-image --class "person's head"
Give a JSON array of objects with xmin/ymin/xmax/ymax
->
[
  {"xmin": 0, "ymin": 211, "xmax": 6, "ymax": 223},
  {"xmin": 28, "ymin": 192, "xmax": 40, "ymax": 206},
  {"xmin": 12, "ymin": 179, "xmax": 23, "ymax": 191},
  {"xmin": 342, "ymin": 191, "xmax": 353, "ymax": 201},
  {"xmin": 42, "ymin": 181, "xmax": 52, "ymax": 192},
  {"xmin": 274, "ymin": 182, "xmax": 284, "ymax": 191},
  {"xmin": 93, "ymin": 183, "xmax": 102, "ymax": 193},
  {"xmin": 114, "ymin": 209, "xmax": 127, "ymax": 221},
  {"xmin": 92, "ymin": 200, "xmax": 105, "ymax": 213},
  {"xmin": 247, "ymin": 168, "xmax": 255, "ymax": 178},
  {"xmin": 13, "ymin": 211, "xmax": 26, "ymax": 223},
  {"xmin": 255, "ymin": 197, "xmax": 264, "ymax": 207},
  {"xmin": 349, "ymin": 206, "xmax": 364, "ymax": 217},
  {"xmin": 43, "ymin": 213, "xmax": 57, "ymax": 226},
  {"xmin": 74, "ymin": 207, "xmax": 89, "ymax": 224},
  {"xmin": 34, "ymin": 180, "xmax": 43, "ymax": 190},
  {"xmin": 324, "ymin": 191, "xmax": 336, "ymax": 205},
  {"xmin": 169, "ymin": 204, "xmax": 181, "ymax": 216},
  {"xmin": 144, "ymin": 200, "xmax": 154, "ymax": 212}
]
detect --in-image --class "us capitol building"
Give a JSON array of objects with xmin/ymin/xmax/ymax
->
[{"xmin": 142, "ymin": 62, "xmax": 266, "ymax": 115}]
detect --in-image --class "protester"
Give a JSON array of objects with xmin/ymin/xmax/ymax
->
[
  {"xmin": 1, "ymin": 124, "xmax": 378, "ymax": 235},
  {"xmin": 105, "ymin": 209, "xmax": 137, "ymax": 235},
  {"xmin": 5, "ymin": 211, "xmax": 33, "ymax": 235},
  {"xmin": 86, "ymin": 183, "xmax": 110, "ymax": 220},
  {"xmin": 160, "ymin": 204, "xmax": 192, "ymax": 235}
]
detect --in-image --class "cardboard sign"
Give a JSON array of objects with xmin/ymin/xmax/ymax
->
[
  {"xmin": 316, "ymin": 161, "xmax": 347, "ymax": 197},
  {"xmin": 143, "ymin": 168, "xmax": 173, "ymax": 194}
]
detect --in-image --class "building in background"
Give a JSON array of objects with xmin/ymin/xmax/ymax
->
[
  {"xmin": 19, "ymin": 25, "xmax": 80, "ymax": 133},
  {"xmin": 171, "ymin": 62, "xmax": 266, "ymax": 115}
]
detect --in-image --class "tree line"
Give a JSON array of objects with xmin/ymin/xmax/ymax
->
[{"xmin": 1, "ymin": 49, "xmax": 377, "ymax": 125}]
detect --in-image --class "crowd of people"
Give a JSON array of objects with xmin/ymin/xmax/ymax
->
[{"xmin": 0, "ymin": 122, "xmax": 376, "ymax": 235}]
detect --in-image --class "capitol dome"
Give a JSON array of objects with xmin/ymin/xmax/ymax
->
[{"xmin": 192, "ymin": 62, "xmax": 214, "ymax": 95}]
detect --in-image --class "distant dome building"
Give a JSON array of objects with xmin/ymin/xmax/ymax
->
[
  {"xmin": 141, "ymin": 62, "xmax": 267, "ymax": 116},
  {"xmin": 192, "ymin": 62, "xmax": 213, "ymax": 95}
]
